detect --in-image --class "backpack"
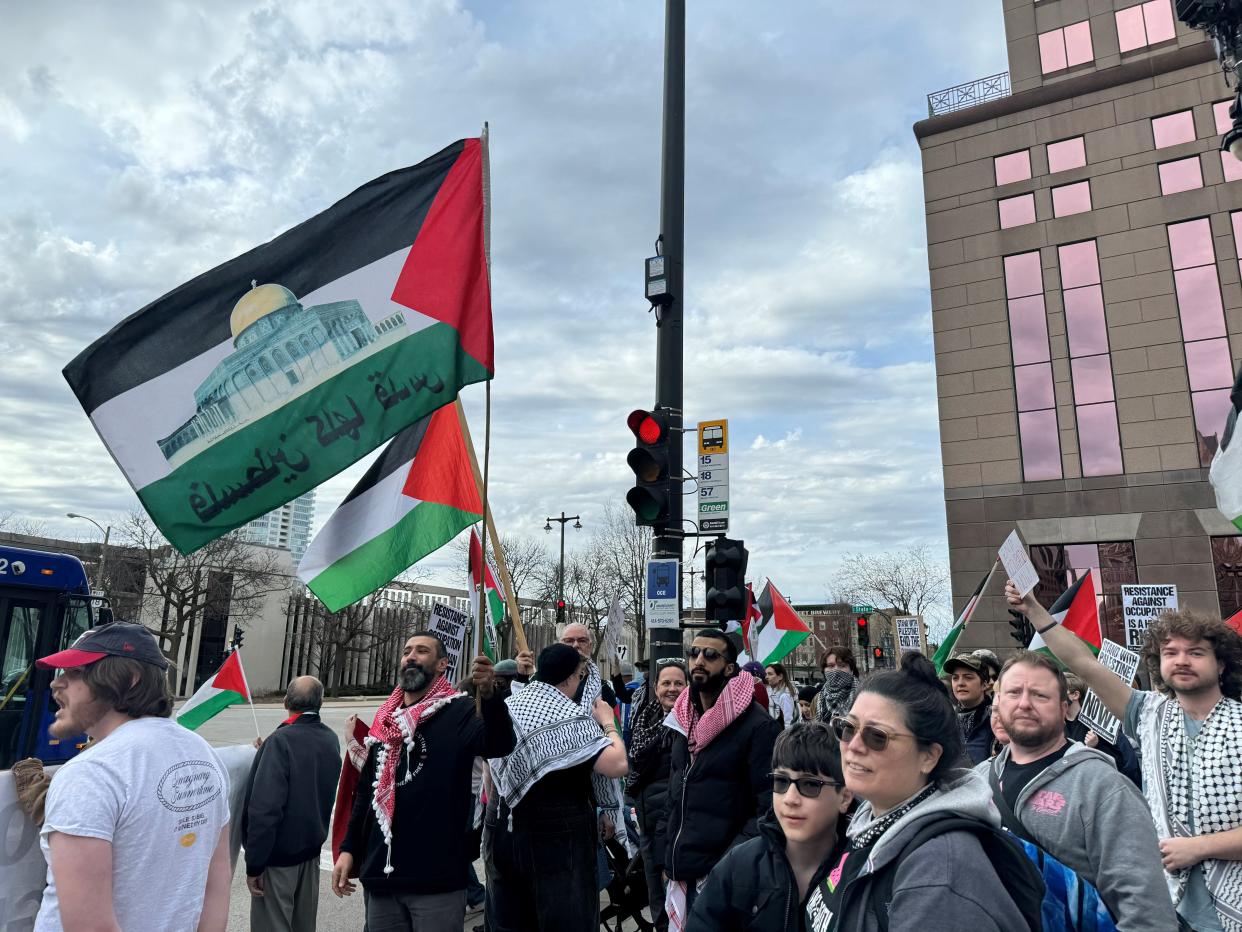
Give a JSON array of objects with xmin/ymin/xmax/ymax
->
[
  {"xmin": 986, "ymin": 766, "xmax": 1118, "ymax": 932},
  {"xmin": 874, "ymin": 816, "xmax": 1045, "ymax": 932}
]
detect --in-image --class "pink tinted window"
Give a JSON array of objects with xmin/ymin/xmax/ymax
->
[
  {"xmin": 1193, "ymin": 388, "xmax": 1234, "ymax": 459},
  {"xmin": 1039, "ymin": 29, "xmax": 1068, "ymax": 73},
  {"xmin": 1015, "ymin": 363, "xmax": 1056, "ymax": 411},
  {"xmin": 1143, "ymin": 0, "xmax": 1176, "ymax": 43},
  {"xmin": 1077, "ymin": 403, "xmax": 1124, "ymax": 476},
  {"xmin": 1047, "ymin": 137, "xmax": 1086, "ymax": 173},
  {"xmin": 1233, "ymin": 212, "xmax": 1242, "ymax": 259},
  {"xmin": 1064, "ymin": 286, "xmax": 1109, "ymax": 355},
  {"xmin": 1000, "ymin": 193, "xmax": 1036, "ymax": 228},
  {"xmin": 1059, "ymin": 241, "xmax": 1101, "ymax": 289},
  {"xmin": 995, "ymin": 151, "xmax": 1032, "ymax": 186},
  {"xmin": 1009, "ymin": 296, "xmax": 1052, "ymax": 365},
  {"xmin": 1216, "ymin": 101, "xmax": 1234, "ymax": 135},
  {"xmin": 1174, "ymin": 266, "xmax": 1227, "ymax": 340},
  {"xmin": 1005, "ymin": 252, "xmax": 1044, "ymax": 299},
  {"xmin": 1152, "ymin": 111, "xmax": 1196, "ymax": 149},
  {"xmin": 1224, "ymin": 152, "xmax": 1242, "ymax": 183},
  {"xmin": 1071, "ymin": 355, "xmax": 1116, "ymax": 404},
  {"xmin": 1052, "ymin": 181, "xmax": 1092, "ymax": 217},
  {"xmin": 1159, "ymin": 157, "xmax": 1204, "ymax": 195},
  {"xmin": 1185, "ymin": 338, "xmax": 1235, "ymax": 391},
  {"xmin": 1116, "ymin": 5, "xmax": 1147, "ymax": 52},
  {"xmin": 1168, "ymin": 219, "xmax": 1214, "ymax": 270},
  {"xmin": 1064, "ymin": 22, "xmax": 1094, "ymax": 67},
  {"xmin": 1019, "ymin": 409, "xmax": 1063, "ymax": 480}
]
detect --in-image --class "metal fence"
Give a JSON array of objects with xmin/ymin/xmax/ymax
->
[{"xmin": 927, "ymin": 72, "xmax": 1011, "ymax": 117}]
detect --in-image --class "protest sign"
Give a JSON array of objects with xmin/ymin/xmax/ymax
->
[
  {"xmin": 1122, "ymin": 584, "xmax": 1177, "ymax": 648},
  {"xmin": 428, "ymin": 602, "xmax": 470, "ymax": 682},
  {"xmin": 895, "ymin": 616, "xmax": 924, "ymax": 652},
  {"xmin": 1078, "ymin": 639, "xmax": 1141, "ymax": 744},
  {"xmin": 999, "ymin": 530, "xmax": 1040, "ymax": 597},
  {"xmin": 601, "ymin": 593, "xmax": 624, "ymax": 663}
]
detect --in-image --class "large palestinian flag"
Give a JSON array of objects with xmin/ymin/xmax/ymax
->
[
  {"xmin": 63, "ymin": 137, "xmax": 493, "ymax": 555},
  {"xmin": 755, "ymin": 581, "xmax": 812, "ymax": 665},
  {"xmin": 1029, "ymin": 571, "xmax": 1102, "ymax": 656},
  {"xmin": 298, "ymin": 403, "xmax": 482, "ymax": 612}
]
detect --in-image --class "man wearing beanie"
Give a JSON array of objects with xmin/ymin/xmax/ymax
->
[{"xmin": 485, "ymin": 643, "xmax": 629, "ymax": 930}]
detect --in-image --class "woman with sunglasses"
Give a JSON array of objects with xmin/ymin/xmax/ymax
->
[
  {"xmin": 687, "ymin": 722, "xmax": 853, "ymax": 931},
  {"xmin": 819, "ymin": 652, "xmax": 1040, "ymax": 931}
]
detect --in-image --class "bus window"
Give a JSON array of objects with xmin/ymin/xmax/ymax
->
[
  {"xmin": 0, "ymin": 600, "xmax": 44, "ymax": 766},
  {"xmin": 61, "ymin": 599, "xmax": 92, "ymax": 649}
]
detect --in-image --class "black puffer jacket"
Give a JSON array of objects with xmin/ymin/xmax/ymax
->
[
  {"xmin": 664, "ymin": 698, "xmax": 780, "ymax": 881},
  {"xmin": 687, "ymin": 811, "xmax": 843, "ymax": 932},
  {"xmin": 632, "ymin": 728, "xmax": 674, "ymax": 861}
]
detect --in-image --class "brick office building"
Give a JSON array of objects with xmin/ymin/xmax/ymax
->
[{"xmin": 916, "ymin": 0, "xmax": 1242, "ymax": 653}]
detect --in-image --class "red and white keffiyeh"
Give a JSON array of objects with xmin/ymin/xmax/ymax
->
[
  {"xmin": 366, "ymin": 675, "xmax": 464, "ymax": 872},
  {"xmin": 664, "ymin": 670, "xmax": 756, "ymax": 758}
]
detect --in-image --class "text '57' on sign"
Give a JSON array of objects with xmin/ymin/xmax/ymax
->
[{"xmin": 698, "ymin": 419, "xmax": 729, "ymax": 534}]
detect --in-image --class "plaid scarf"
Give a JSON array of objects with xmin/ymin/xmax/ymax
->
[
  {"xmin": 366, "ymin": 675, "xmax": 463, "ymax": 873},
  {"xmin": 665, "ymin": 671, "xmax": 756, "ymax": 758},
  {"xmin": 626, "ymin": 680, "xmax": 668, "ymax": 793}
]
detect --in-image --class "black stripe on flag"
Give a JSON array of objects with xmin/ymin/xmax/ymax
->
[
  {"xmin": 338, "ymin": 414, "xmax": 433, "ymax": 507},
  {"xmin": 64, "ymin": 140, "xmax": 466, "ymax": 414},
  {"xmin": 757, "ymin": 583, "xmax": 773, "ymax": 625}
]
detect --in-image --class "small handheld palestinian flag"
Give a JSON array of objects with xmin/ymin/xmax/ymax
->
[
  {"xmin": 177, "ymin": 649, "xmax": 251, "ymax": 731},
  {"xmin": 64, "ymin": 136, "xmax": 493, "ymax": 555},
  {"xmin": 755, "ymin": 581, "xmax": 811, "ymax": 665},
  {"xmin": 299, "ymin": 403, "xmax": 482, "ymax": 612},
  {"xmin": 1029, "ymin": 571, "xmax": 1102, "ymax": 657},
  {"xmin": 932, "ymin": 561, "xmax": 998, "ymax": 676},
  {"xmin": 1210, "ymin": 363, "xmax": 1242, "ymax": 531},
  {"xmin": 469, "ymin": 528, "xmax": 504, "ymax": 660}
]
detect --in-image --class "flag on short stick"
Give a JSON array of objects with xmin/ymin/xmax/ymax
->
[
  {"xmin": 470, "ymin": 528, "xmax": 504, "ymax": 661},
  {"xmin": 177, "ymin": 650, "xmax": 250, "ymax": 731},
  {"xmin": 754, "ymin": 581, "xmax": 811, "ymax": 665},
  {"xmin": 1029, "ymin": 571, "xmax": 1102, "ymax": 657}
]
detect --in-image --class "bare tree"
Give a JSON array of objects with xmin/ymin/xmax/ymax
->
[
  {"xmin": 303, "ymin": 593, "xmax": 429, "ymax": 696},
  {"xmin": 834, "ymin": 544, "xmax": 951, "ymax": 642},
  {"xmin": 450, "ymin": 531, "xmax": 553, "ymax": 654},
  {"xmin": 0, "ymin": 512, "xmax": 49, "ymax": 537},
  {"xmin": 563, "ymin": 542, "xmax": 615, "ymax": 660},
  {"xmin": 594, "ymin": 500, "xmax": 652, "ymax": 660}
]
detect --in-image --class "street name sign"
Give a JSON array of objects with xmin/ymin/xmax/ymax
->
[{"xmin": 698, "ymin": 419, "xmax": 729, "ymax": 533}]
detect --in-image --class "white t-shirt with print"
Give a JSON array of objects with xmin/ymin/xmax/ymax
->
[{"xmin": 35, "ymin": 716, "xmax": 230, "ymax": 932}]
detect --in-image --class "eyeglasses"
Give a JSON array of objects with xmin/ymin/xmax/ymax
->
[
  {"xmin": 831, "ymin": 716, "xmax": 915, "ymax": 752},
  {"xmin": 770, "ymin": 772, "xmax": 840, "ymax": 798},
  {"xmin": 686, "ymin": 646, "xmax": 725, "ymax": 661}
]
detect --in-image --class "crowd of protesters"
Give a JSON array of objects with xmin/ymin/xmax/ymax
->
[{"xmin": 15, "ymin": 575, "xmax": 1242, "ymax": 932}]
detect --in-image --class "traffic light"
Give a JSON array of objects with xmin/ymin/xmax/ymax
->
[
  {"xmin": 873, "ymin": 646, "xmax": 884, "ymax": 661},
  {"xmin": 1008, "ymin": 609, "xmax": 1033, "ymax": 646},
  {"xmin": 704, "ymin": 537, "xmax": 748, "ymax": 622},
  {"xmin": 230, "ymin": 628, "xmax": 245, "ymax": 651},
  {"xmin": 856, "ymin": 615, "xmax": 870, "ymax": 649},
  {"xmin": 625, "ymin": 408, "xmax": 674, "ymax": 529},
  {"xmin": 557, "ymin": 599, "xmax": 567, "ymax": 625}
]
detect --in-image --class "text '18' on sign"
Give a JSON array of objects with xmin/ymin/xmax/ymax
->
[{"xmin": 697, "ymin": 419, "xmax": 729, "ymax": 533}]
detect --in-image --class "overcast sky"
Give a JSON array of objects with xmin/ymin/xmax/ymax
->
[{"xmin": 0, "ymin": 0, "xmax": 1008, "ymax": 615}]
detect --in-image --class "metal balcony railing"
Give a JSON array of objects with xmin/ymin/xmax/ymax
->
[{"xmin": 927, "ymin": 71, "xmax": 1011, "ymax": 117}]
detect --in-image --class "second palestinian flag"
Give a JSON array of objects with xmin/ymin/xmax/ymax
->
[
  {"xmin": 298, "ymin": 404, "xmax": 481, "ymax": 612},
  {"xmin": 1029, "ymin": 571, "xmax": 1102, "ymax": 656},
  {"xmin": 469, "ymin": 528, "xmax": 504, "ymax": 660},
  {"xmin": 755, "ymin": 581, "xmax": 811, "ymax": 665}
]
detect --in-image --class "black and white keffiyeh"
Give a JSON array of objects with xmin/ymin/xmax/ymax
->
[
  {"xmin": 814, "ymin": 669, "xmax": 857, "ymax": 723},
  {"xmin": 847, "ymin": 783, "xmax": 937, "ymax": 850}
]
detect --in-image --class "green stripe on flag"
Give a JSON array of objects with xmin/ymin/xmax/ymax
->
[{"xmin": 177, "ymin": 690, "xmax": 245, "ymax": 731}]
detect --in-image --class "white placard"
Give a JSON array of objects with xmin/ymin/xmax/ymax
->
[
  {"xmin": 1078, "ymin": 639, "xmax": 1141, "ymax": 744},
  {"xmin": 895, "ymin": 616, "xmax": 922, "ymax": 651},
  {"xmin": 646, "ymin": 558, "xmax": 679, "ymax": 629},
  {"xmin": 428, "ymin": 602, "xmax": 470, "ymax": 682},
  {"xmin": 999, "ymin": 530, "xmax": 1040, "ymax": 597},
  {"xmin": 1122, "ymin": 584, "xmax": 1177, "ymax": 649}
]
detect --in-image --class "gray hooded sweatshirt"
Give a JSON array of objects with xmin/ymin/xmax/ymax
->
[
  {"xmin": 975, "ymin": 741, "xmax": 1176, "ymax": 932},
  {"xmin": 833, "ymin": 770, "xmax": 1029, "ymax": 932}
]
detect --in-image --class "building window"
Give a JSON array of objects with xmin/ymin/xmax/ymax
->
[
  {"xmin": 1212, "ymin": 536, "xmax": 1242, "ymax": 620},
  {"xmin": 1052, "ymin": 181, "xmax": 1092, "ymax": 218},
  {"xmin": 1030, "ymin": 542, "xmax": 1137, "ymax": 644},
  {"xmin": 995, "ymin": 150, "xmax": 1032, "ymax": 186},
  {"xmin": 1214, "ymin": 102, "xmax": 1242, "ymax": 182},
  {"xmin": 1058, "ymin": 241, "xmax": 1123, "ymax": 476},
  {"xmin": 1000, "ymin": 192, "xmax": 1036, "ymax": 229},
  {"xmin": 1047, "ymin": 136, "xmax": 1087, "ymax": 174},
  {"xmin": 1039, "ymin": 22, "xmax": 1094, "ymax": 74},
  {"xmin": 1005, "ymin": 251, "xmax": 1062, "ymax": 480},
  {"xmin": 1116, "ymin": 0, "xmax": 1177, "ymax": 53},
  {"xmin": 1152, "ymin": 110, "xmax": 1196, "ymax": 149},
  {"xmin": 1159, "ymin": 157, "xmax": 1204, "ymax": 195},
  {"xmin": 1168, "ymin": 218, "xmax": 1233, "ymax": 464}
]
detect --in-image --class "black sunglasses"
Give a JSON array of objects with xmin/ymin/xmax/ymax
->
[
  {"xmin": 770, "ymin": 772, "xmax": 840, "ymax": 798},
  {"xmin": 831, "ymin": 716, "xmax": 915, "ymax": 752},
  {"xmin": 686, "ymin": 646, "xmax": 726, "ymax": 661}
]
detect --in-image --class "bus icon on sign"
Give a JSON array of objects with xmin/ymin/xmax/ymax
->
[{"xmin": 702, "ymin": 425, "xmax": 724, "ymax": 450}]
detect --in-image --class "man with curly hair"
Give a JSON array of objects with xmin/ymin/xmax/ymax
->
[{"xmin": 1007, "ymin": 581, "xmax": 1242, "ymax": 932}]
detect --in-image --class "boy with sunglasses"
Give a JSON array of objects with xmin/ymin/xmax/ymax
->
[{"xmin": 687, "ymin": 722, "xmax": 853, "ymax": 931}]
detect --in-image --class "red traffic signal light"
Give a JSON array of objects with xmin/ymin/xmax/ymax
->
[
  {"xmin": 628, "ymin": 409, "xmax": 666, "ymax": 446},
  {"xmin": 856, "ymin": 616, "xmax": 867, "ymax": 627},
  {"xmin": 873, "ymin": 646, "xmax": 883, "ymax": 659},
  {"xmin": 626, "ymin": 408, "xmax": 673, "ymax": 527},
  {"xmin": 557, "ymin": 599, "xmax": 566, "ymax": 609}
]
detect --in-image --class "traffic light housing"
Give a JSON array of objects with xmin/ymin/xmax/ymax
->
[
  {"xmin": 557, "ymin": 599, "xmax": 567, "ymax": 625},
  {"xmin": 704, "ymin": 537, "xmax": 748, "ymax": 622},
  {"xmin": 625, "ymin": 408, "xmax": 674, "ymax": 529},
  {"xmin": 1008, "ymin": 609, "xmax": 1033, "ymax": 646},
  {"xmin": 230, "ymin": 628, "xmax": 245, "ymax": 650},
  {"xmin": 856, "ymin": 615, "xmax": 870, "ymax": 649}
]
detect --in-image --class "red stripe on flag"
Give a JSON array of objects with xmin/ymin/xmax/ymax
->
[
  {"xmin": 1061, "ymin": 572, "xmax": 1103, "ymax": 651},
  {"xmin": 211, "ymin": 650, "xmax": 249, "ymax": 699},
  {"xmin": 401, "ymin": 404, "xmax": 482, "ymax": 515}
]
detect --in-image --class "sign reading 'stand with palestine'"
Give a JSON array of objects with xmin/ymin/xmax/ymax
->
[
  {"xmin": 895, "ymin": 616, "xmax": 924, "ymax": 652},
  {"xmin": 697, "ymin": 419, "xmax": 729, "ymax": 533},
  {"xmin": 1078, "ymin": 639, "xmax": 1141, "ymax": 743}
]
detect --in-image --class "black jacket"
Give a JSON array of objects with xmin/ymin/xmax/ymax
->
[
  {"xmin": 688, "ymin": 811, "xmax": 844, "ymax": 932},
  {"xmin": 961, "ymin": 696, "xmax": 995, "ymax": 766},
  {"xmin": 631, "ymin": 728, "xmax": 674, "ymax": 864},
  {"xmin": 664, "ymin": 697, "xmax": 780, "ymax": 881},
  {"xmin": 243, "ymin": 713, "xmax": 342, "ymax": 876},
  {"xmin": 340, "ymin": 693, "xmax": 515, "ymax": 894}
]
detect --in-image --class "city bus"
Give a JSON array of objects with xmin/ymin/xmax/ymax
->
[{"xmin": 0, "ymin": 544, "xmax": 109, "ymax": 770}]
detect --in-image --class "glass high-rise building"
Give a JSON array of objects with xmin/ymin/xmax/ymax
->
[{"xmin": 241, "ymin": 491, "xmax": 316, "ymax": 565}]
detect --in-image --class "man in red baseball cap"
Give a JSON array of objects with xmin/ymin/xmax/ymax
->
[{"xmin": 32, "ymin": 622, "xmax": 232, "ymax": 932}]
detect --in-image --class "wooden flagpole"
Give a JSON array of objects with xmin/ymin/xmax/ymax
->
[{"xmin": 454, "ymin": 397, "xmax": 529, "ymax": 654}]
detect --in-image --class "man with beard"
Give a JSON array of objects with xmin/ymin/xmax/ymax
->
[
  {"xmin": 1008, "ymin": 581, "xmax": 1242, "ymax": 932},
  {"xmin": 943, "ymin": 652, "xmax": 996, "ymax": 764},
  {"xmin": 662, "ymin": 629, "xmax": 780, "ymax": 925},
  {"xmin": 976, "ymin": 652, "xmax": 1175, "ymax": 931},
  {"xmin": 33, "ymin": 622, "xmax": 232, "ymax": 932},
  {"xmin": 331, "ymin": 632, "xmax": 514, "ymax": 932}
]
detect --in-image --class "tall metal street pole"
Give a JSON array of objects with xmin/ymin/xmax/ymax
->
[
  {"xmin": 545, "ymin": 512, "xmax": 581, "ymax": 625},
  {"xmin": 649, "ymin": 0, "xmax": 686, "ymax": 683}
]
